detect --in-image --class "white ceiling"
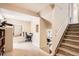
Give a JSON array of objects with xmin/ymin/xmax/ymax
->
[
  {"xmin": 14, "ymin": 3, "xmax": 50, "ymax": 13},
  {"xmin": 0, "ymin": 3, "xmax": 54, "ymax": 22},
  {"xmin": 0, "ymin": 8, "xmax": 40, "ymax": 22}
]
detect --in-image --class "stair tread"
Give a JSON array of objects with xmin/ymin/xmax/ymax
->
[
  {"xmin": 56, "ymin": 53, "xmax": 65, "ymax": 56},
  {"xmin": 65, "ymin": 35, "xmax": 79, "ymax": 37},
  {"xmin": 68, "ymin": 29, "xmax": 79, "ymax": 31},
  {"xmin": 68, "ymin": 28, "xmax": 79, "ymax": 29},
  {"xmin": 0, "ymin": 37, "xmax": 4, "ymax": 41},
  {"xmin": 64, "ymin": 39, "xmax": 79, "ymax": 42},
  {"xmin": 69, "ymin": 23, "xmax": 79, "ymax": 25},
  {"xmin": 56, "ymin": 24, "xmax": 79, "ymax": 56},
  {"xmin": 59, "ymin": 47, "xmax": 79, "ymax": 56},
  {"xmin": 62, "ymin": 43, "xmax": 79, "ymax": 49},
  {"xmin": 68, "ymin": 31, "xmax": 79, "ymax": 33},
  {"xmin": 69, "ymin": 25, "xmax": 79, "ymax": 26}
]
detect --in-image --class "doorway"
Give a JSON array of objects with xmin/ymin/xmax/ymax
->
[{"xmin": 69, "ymin": 3, "xmax": 79, "ymax": 24}]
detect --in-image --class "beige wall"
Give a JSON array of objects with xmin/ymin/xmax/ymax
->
[
  {"xmin": 31, "ymin": 17, "xmax": 40, "ymax": 48},
  {"xmin": 51, "ymin": 4, "xmax": 69, "ymax": 55},
  {"xmin": 40, "ymin": 3, "xmax": 69, "ymax": 55},
  {"xmin": 0, "ymin": 4, "xmax": 38, "ymax": 16},
  {"xmin": 21, "ymin": 21, "xmax": 31, "ymax": 33},
  {"xmin": 40, "ymin": 18, "xmax": 52, "ymax": 53},
  {"xmin": 6, "ymin": 19, "xmax": 31, "ymax": 36},
  {"xmin": 5, "ymin": 27, "xmax": 13, "ymax": 52},
  {"xmin": 1, "ymin": 3, "xmax": 70, "ymax": 55}
]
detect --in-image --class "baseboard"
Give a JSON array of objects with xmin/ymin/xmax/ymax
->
[{"xmin": 39, "ymin": 49, "xmax": 50, "ymax": 56}]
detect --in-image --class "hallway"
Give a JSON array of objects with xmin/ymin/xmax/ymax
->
[
  {"xmin": 0, "ymin": 3, "xmax": 79, "ymax": 56},
  {"xmin": 4, "ymin": 36, "xmax": 49, "ymax": 56},
  {"xmin": 13, "ymin": 36, "xmax": 37, "ymax": 50},
  {"xmin": 5, "ymin": 49, "xmax": 49, "ymax": 56}
]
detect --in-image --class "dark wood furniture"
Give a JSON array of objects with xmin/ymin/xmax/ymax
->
[
  {"xmin": 0, "ymin": 21, "xmax": 13, "ymax": 56},
  {"xmin": 25, "ymin": 32, "xmax": 33, "ymax": 42},
  {"xmin": 0, "ymin": 21, "xmax": 13, "ymax": 27},
  {"xmin": 0, "ymin": 28, "xmax": 5, "ymax": 56}
]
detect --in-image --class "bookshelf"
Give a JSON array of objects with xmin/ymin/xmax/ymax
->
[{"xmin": 0, "ymin": 28, "xmax": 5, "ymax": 56}]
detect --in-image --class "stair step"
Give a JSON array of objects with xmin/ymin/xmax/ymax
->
[
  {"xmin": 69, "ymin": 23, "xmax": 79, "ymax": 25},
  {"xmin": 56, "ymin": 53, "xmax": 65, "ymax": 56},
  {"xmin": 59, "ymin": 47, "xmax": 79, "ymax": 56},
  {"xmin": 62, "ymin": 43, "xmax": 79, "ymax": 49},
  {"xmin": 56, "ymin": 24, "xmax": 79, "ymax": 56},
  {"xmin": 0, "ymin": 37, "xmax": 4, "ymax": 41},
  {"xmin": 69, "ymin": 25, "xmax": 79, "ymax": 27},
  {"xmin": 67, "ymin": 31, "xmax": 79, "ymax": 34},
  {"xmin": 64, "ymin": 39, "xmax": 79, "ymax": 43},
  {"xmin": 65, "ymin": 35, "xmax": 79, "ymax": 38},
  {"xmin": 68, "ymin": 28, "xmax": 79, "ymax": 31},
  {"xmin": 67, "ymin": 31, "xmax": 79, "ymax": 36},
  {"xmin": 68, "ymin": 27, "xmax": 79, "ymax": 29}
]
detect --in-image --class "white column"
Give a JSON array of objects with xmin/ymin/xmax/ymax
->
[{"xmin": 72, "ymin": 4, "xmax": 78, "ymax": 24}]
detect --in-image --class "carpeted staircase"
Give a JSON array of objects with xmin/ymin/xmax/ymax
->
[{"xmin": 55, "ymin": 24, "xmax": 79, "ymax": 56}]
